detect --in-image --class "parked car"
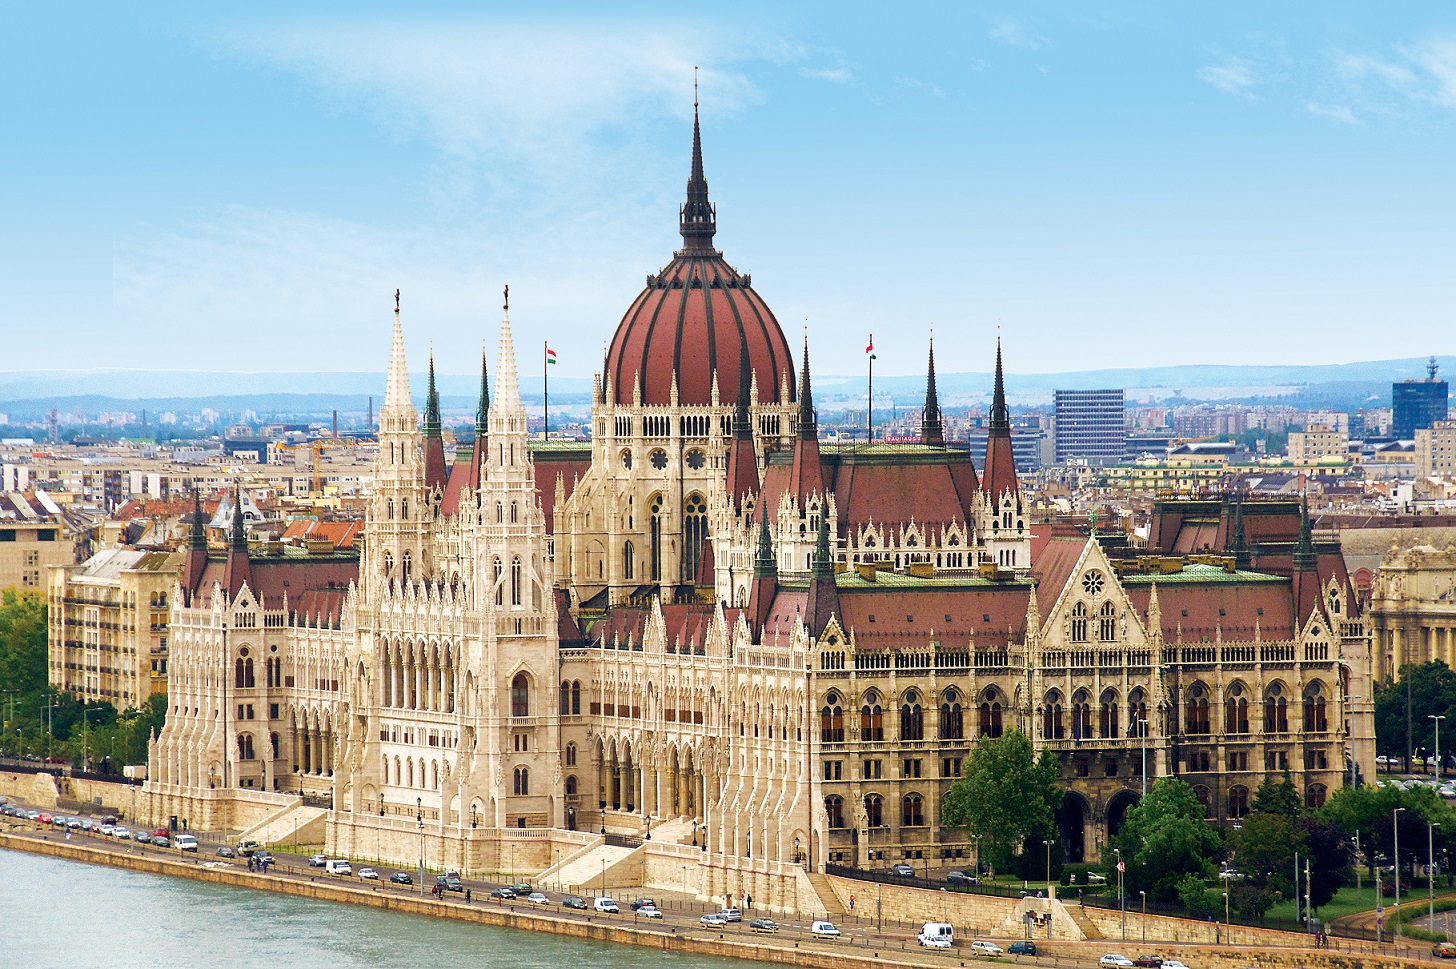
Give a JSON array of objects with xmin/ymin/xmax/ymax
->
[
  {"xmin": 215, "ymin": 845, "xmax": 236, "ymax": 858},
  {"xmin": 630, "ymin": 898, "xmax": 658, "ymax": 911},
  {"xmin": 749, "ymin": 918, "xmax": 779, "ymax": 934},
  {"xmin": 971, "ymin": 940, "xmax": 1004, "ymax": 955},
  {"xmin": 1008, "ymin": 941, "xmax": 1037, "ymax": 955},
  {"xmin": 491, "ymin": 888, "xmax": 515, "ymax": 900},
  {"xmin": 700, "ymin": 913, "xmax": 727, "ymax": 927},
  {"xmin": 1100, "ymin": 956, "xmax": 1134, "ymax": 968},
  {"xmin": 638, "ymin": 906, "xmax": 663, "ymax": 919},
  {"xmin": 253, "ymin": 852, "xmax": 274, "ymax": 865},
  {"xmin": 1134, "ymin": 957, "xmax": 1164, "ymax": 967},
  {"xmin": 435, "ymin": 873, "xmax": 463, "ymax": 892},
  {"xmin": 358, "ymin": 867, "xmax": 380, "ymax": 880},
  {"xmin": 563, "ymin": 895, "xmax": 587, "ymax": 910},
  {"xmin": 134, "ymin": 832, "xmax": 152, "ymax": 844},
  {"xmin": 308, "ymin": 853, "xmax": 328, "ymax": 867},
  {"xmin": 153, "ymin": 836, "xmax": 171, "ymax": 848},
  {"xmin": 946, "ymin": 869, "xmax": 978, "ymax": 886},
  {"xmin": 918, "ymin": 922, "xmax": 954, "ymax": 949},
  {"xmin": 508, "ymin": 882, "xmax": 532, "ymax": 895},
  {"xmin": 811, "ymin": 921, "xmax": 841, "ymax": 939},
  {"xmin": 527, "ymin": 892, "xmax": 550, "ymax": 905},
  {"xmin": 389, "ymin": 872, "xmax": 413, "ymax": 885},
  {"xmin": 100, "ymin": 824, "xmax": 115, "ymax": 836},
  {"xmin": 112, "ymin": 827, "xmax": 130, "ymax": 840},
  {"xmin": 594, "ymin": 897, "xmax": 619, "ymax": 914},
  {"xmin": 891, "ymin": 863, "xmax": 916, "ymax": 877},
  {"xmin": 720, "ymin": 907, "xmax": 742, "ymax": 922},
  {"xmin": 1160, "ymin": 960, "xmax": 1190, "ymax": 969}
]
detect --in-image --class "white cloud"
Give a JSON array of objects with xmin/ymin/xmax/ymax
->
[
  {"xmin": 1305, "ymin": 101, "xmax": 1358, "ymax": 125},
  {"xmin": 892, "ymin": 75, "xmax": 945, "ymax": 97},
  {"xmin": 1332, "ymin": 36, "xmax": 1456, "ymax": 111},
  {"xmin": 800, "ymin": 65, "xmax": 854, "ymax": 84},
  {"xmin": 1197, "ymin": 55, "xmax": 1256, "ymax": 95},
  {"xmin": 988, "ymin": 17, "xmax": 1050, "ymax": 51}
]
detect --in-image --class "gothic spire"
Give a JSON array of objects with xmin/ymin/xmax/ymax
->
[
  {"xmin": 754, "ymin": 515, "xmax": 777, "ymax": 578},
  {"xmin": 920, "ymin": 333, "xmax": 945, "ymax": 447},
  {"xmin": 1293, "ymin": 494, "xmax": 1316, "ymax": 572},
  {"xmin": 798, "ymin": 335, "xmax": 816, "ymax": 439},
  {"xmin": 475, "ymin": 345, "xmax": 491, "ymax": 435},
  {"xmin": 189, "ymin": 486, "xmax": 206, "ymax": 550},
  {"xmin": 423, "ymin": 351, "xmax": 442, "ymax": 438},
  {"xmin": 990, "ymin": 336, "xmax": 1009, "ymax": 432},
  {"xmin": 494, "ymin": 286, "xmax": 524, "ymax": 416},
  {"xmin": 1229, "ymin": 498, "xmax": 1250, "ymax": 569},
  {"xmin": 383, "ymin": 289, "xmax": 415, "ymax": 421},
  {"xmin": 981, "ymin": 337, "xmax": 1020, "ymax": 504},
  {"xmin": 678, "ymin": 84, "xmax": 716, "ymax": 254},
  {"xmin": 805, "ymin": 511, "xmax": 840, "ymax": 639},
  {"xmin": 229, "ymin": 485, "xmax": 247, "ymax": 551},
  {"xmin": 747, "ymin": 513, "xmax": 778, "ymax": 638}
]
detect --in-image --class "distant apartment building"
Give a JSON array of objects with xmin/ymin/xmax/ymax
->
[
  {"xmin": 47, "ymin": 548, "xmax": 182, "ymax": 708},
  {"xmin": 1288, "ymin": 425, "xmax": 1350, "ymax": 463},
  {"xmin": 1416, "ymin": 420, "xmax": 1456, "ymax": 478},
  {"xmin": 1303, "ymin": 411, "xmax": 1350, "ymax": 434},
  {"xmin": 1054, "ymin": 389, "xmax": 1126, "ymax": 464},
  {"xmin": 1393, "ymin": 359, "xmax": 1449, "ymax": 439},
  {"xmin": 0, "ymin": 492, "xmax": 74, "ymax": 592}
]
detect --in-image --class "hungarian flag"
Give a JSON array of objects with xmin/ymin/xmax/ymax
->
[
  {"xmin": 866, "ymin": 335, "xmax": 875, "ymax": 360},
  {"xmin": 546, "ymin": 347, "xmax": 557, "ymax": 365}
]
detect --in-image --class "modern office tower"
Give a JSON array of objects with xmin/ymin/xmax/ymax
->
[
  {"xmin": 1054, "ymin": 389, "xmax": 1126, "ymax": 465},
  {"xmin": 1392, "ymin": 357, "xmax": 1448, "ymax": 439}
]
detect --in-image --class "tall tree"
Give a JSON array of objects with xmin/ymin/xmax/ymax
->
[
  {"xmin": 1108, "ymin": 777, "xmax": 1226, "ymax": 903},
  {"xmin": 941, "ymin": 729, "xmax": 1062, "ymax": 872},
  {"xmin": 1374, "ymin": 661, "xmax": 1456, "ymax": 770},
  {"xmin": 0, "ymin": 589, "xmax": 47, "ymax": 698}
]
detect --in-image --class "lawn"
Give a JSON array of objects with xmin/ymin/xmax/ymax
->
[{"xmin": 1264, "ymin": 883, "xmax": 1456, "ymax": 923}]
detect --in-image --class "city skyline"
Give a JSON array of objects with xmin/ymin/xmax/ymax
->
[{"xmin": 4, "ymin": 3, "xmax": 1455, "ymax": 379}]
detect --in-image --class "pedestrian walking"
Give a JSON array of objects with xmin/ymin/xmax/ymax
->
[{"xmin": 466, "ymin": 888, "xmax": 472, "ymax": 903}]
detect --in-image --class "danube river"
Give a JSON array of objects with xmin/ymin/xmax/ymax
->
[{"xmin": 0, "ymin": 848, "xmax": 775, "ymax": 969}]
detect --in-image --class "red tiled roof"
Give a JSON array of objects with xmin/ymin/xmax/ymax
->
[
  {"xmin": 1125, "ymin": 581, "xmax": 1295, "ymax": 643},
  {"xmin": 837, "ymin": 585, "xmax": 1030, "ymax": 648},
  {"xmin": 1030, "ymin": 537, "xmax": 1087, "ymax": 609}
]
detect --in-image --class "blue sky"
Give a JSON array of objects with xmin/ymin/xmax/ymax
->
[{"xmin": 3, "ymin": 2, "xmax": 1455, "ymax": 380}]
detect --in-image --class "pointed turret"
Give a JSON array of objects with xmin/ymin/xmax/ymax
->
[
  {"xmin": 981, "ymin": 338, "xmax": 1020, "ymax": 505},
  {"xmin": 679, "ymin": 92, "xmax": 717, "ymax": 254},
  {"xmin": 382, "ymin": 290, "xmax": 415, "ymax": 424},
  {"xmin": 804, "ymin": 511, "xmax": 839, "ymax": 639},
  {"xmin": 747, "ymin": 515, "xmax": 777, "ymax": 637},
  {"xmin": 920, "ymin": 335, "xmax": 945, "ymax": 447},
  {"xmin": 224, "ymin": 485, "xmax": 252, "ymax": 600},
  {"xmin": 470, "ymin": 345, "xmax": 490, "ymax": 489},
  {"xmin": 422, "ymin": 352, "xmax": 448, "ymax": 496},
  {"xmin": 1292, "ymin": 495, "xmax": 1322, "ymax": 625},
  {"xmin": 1229, "ymin": 498, "xmax": 1250, "ymax": 570},
  {"xmin": 788, "ymin": 337, "xmax": 826, "ymax": 501},
  {"xmin": 183, "ymin": 486, "xmax": 208, "ymax": 597},
  {"xmin": 726, "ymin": 343, "xmax": 760, "ymax": 503}
]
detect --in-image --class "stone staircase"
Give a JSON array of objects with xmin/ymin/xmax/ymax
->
[
  {"xmin": 236, "ymin": 804, "xmax": 327, "ymax": 848},
  {"xmin": 1068, "ymin": 904, "xmax": 1104, "ymax": 940},
  {"xmin": 545, "ymin": 842, "xmax": 638, "ymax": 893},
  {"xmin": 646, "ymin": 816, "xmax": 695, "ymax": 845},
  {"xmin": 804, "ymin": 871, "xmax": 846, "ymax": 918}
]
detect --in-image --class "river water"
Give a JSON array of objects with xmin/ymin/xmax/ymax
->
[{"xmin": 0, "ymin": 848, "xmax": 774, "ymax": 969}]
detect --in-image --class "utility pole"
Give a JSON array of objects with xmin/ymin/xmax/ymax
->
[
  {"xmin": 1395, "ymin": 806, "xmax": 1406, "ymax": 942},
  {"xmin": 1431, "ymin": 821, "xmax": 1441, "ymax": 926},
  {"xmin": 1432, "ymin": 715, "xmax": 1445, "ymax": 782}
]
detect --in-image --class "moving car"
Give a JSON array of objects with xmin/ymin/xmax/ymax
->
[
  {"xmin": 112, "ymin": 827, "xmax": 130, "ymax": 840},
  {"xmin": 1008, "ymin": 941, "xmax": 1037, "ymax": 955},
  {"xmin": 594, "ymin": 897, "xmax": 619, "ymax": 914},
  {"xmin": 436, "ymin": 873, "xmax": 463, "ymax": 893},
  {"xmin": 811, "ymin": 921, "xmax": 841, "ymax": 939},
  {"xmin": 1100, "ymin": 956, "xmax": 1135, "ymax": 968},
  {"xmin": 891, "ymin": 863, "xmax": 916, "ymax": 877},
  {"xmin": 971, "ymin": 940, "xmax": 1004, "ymax": 955},
  {"xmin": 720, "ymin": 907, "xmax": 742, "ymax": 923},
  {"xmin": 238, "ymin": 840, "xmax": 261, "ymax": 856},
  {"xmin": 216, "ymin": 845, "xmax": 236, "ymax": 858},
  {"xmin": 325, "ymin": 859, "xmax": 352, "ymax": 876},
  {"xmin": 919, "ymin": 922, "xmax": 954, "ymax": 949},
  {"xmin": 358, "ymin": 867, "xmax": 380, "ymax": 880},
  {"xmin": 308, "ymin": 853, "xmax": 328, "ymax": 867},
  {"xmin": 527, "ymin": 892, "xmax": 550, "ymax": 905},
  {"xmin": 491, "ymin": 888, "xmax": 515, "ymax": 900},
  {"xmin": 638, "ymin": 906, "xmax": 664, "ymax": 919},
  {"xmin": 630, "ymin": 897, "xmax": 658, "ymax": 911},
  {"xmin": 389, "ymin": 872, "xmax": 413, "ymax": 885},
  {"xmin": 1133, "ymin": 957, "xmax": 1164, "ymax": 968},
  {"xmin": 563, "ymin": 896, "xmax": 587, "ymax": 910},
  {"xmin": 700, "ymin": 913, "xmax": 727, "ymax": 927},
  {"xmin": 153, "ymin": 836, "xmax": 170, "ymax": 848},
  {"xmin": 1436, "ymin": 944, "xmax": 1456, "ymax": 960},
  {"xmin": 749, "ymin": 919, "xmax": 779, "ymax": 934},
  {"xmin": 134, "ymin": 832, "xmax": 152, "ymax": 844},
  {"xmin": 947, "ymin": 869, "xmax": 978, "ymax": 886},
  {"xmin": 253, "ymin": 851, "xmax": 274, "ymax": 865},
  {"xmin": 1160, "ymin": 961, "xmax": 1190, "ymax": 969},
  {"xmin": 508, "ymin": 882, "xmax": 533, "ymax": 895}
]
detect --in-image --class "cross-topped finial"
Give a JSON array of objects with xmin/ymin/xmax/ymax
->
[
  {"xmin": 395, "ymin": 288, "xmax": 400, "ymax": 311},
  {"xmin": 503, "ymin": 284, "xmax": 509, "ymax": 313},
  {"xmin": 694, "ymin": 65, "xmax": 699, "ymax": 109}
]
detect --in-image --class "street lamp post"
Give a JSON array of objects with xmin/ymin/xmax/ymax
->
[
  {"xmin": 1043, "ymin": 839, "xmax": 1053, "ymax": 895},
  {"xmin": 1431, "ymin": 821, "xmax": 1442, "ymax": 926},
  {"xmin": 1432, "ymin": 716, "xmax": 1446, "ymax": 782},
  {"xmin": 1395, "ymin": 806, "xmax": 1406, "ymax": 942},
  {"xmin": 1138, "ymin": 717, "xmax": 1148, "ymax": 797},
  {"xmin": 1114, "ymin": 847, "xmax": 1125, "ymax": 941},
  {"xmin": 1140, "ymin": 890, "xmax": 1147, "ymax": 942},
  {"xmin": 1223, "ymin": 891, "xmax": 1230, "ymax": 945},
  {"xmin": 417, "ymin": 797, "xmax": 425, "ymax": 898}
]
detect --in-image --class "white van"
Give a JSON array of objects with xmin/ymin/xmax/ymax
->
[
  {"xmin": 173, "ymin": 834, "xmax": 199, "ymax": 853},
  {"xmin": 325, "ymin": 859, "xmax": 352, "ymax": 876},
  {"xmin": 811, "ymin": 920, "xmax": 841, "ymax": 939},
  {"xmin": 594, "ymin": 896, "xmax": 620, "ymax": 913},
  {"xmin": 919, "ymin": 922, "xmax": 954, "ymax": 948}
]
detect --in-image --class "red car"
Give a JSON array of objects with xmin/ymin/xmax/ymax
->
[
  {"xmin": 37, "ymin": 812, "xmax": 54, "ymax": 824},
  {"xmin": 1133, "ymin": 958, "xmax": 1164, "ymax": 967}
]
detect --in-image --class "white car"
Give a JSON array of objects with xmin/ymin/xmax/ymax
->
[
  {"xmin": 811, "ymin": 920, "xmax": 841, "ymax": 939},
  {"xmin": 1160, "ymin": 961, "xmax": 1190, "ymax": 969},
  {"xmin": 638, "ymin": 906, "xmax": 664, "ymax": 919},
  {"xmin": 527, "ymin": 892, "xmax": 550, "ymax": 905},
  {"xmin": 700, "ymin": 913, "xmax": 727, "ymax": 926},
  {"xmin": 357, "ymin": 867, "xmax": 379, "ymax": 880},
  {"xmin": 1100, "ymin": 956, "xmax": 1134, "ymax": 967},
  {"xmin": 971, "ymin": 940, "xmax": 1004, "ymax": 955},
  {"xmin": 920, "ymin": 934, "xmax": 952, "ymax": 949}
]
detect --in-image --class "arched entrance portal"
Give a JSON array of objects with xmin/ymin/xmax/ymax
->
[
  {"xmin": 1106, "ymin": 789, "xmax": 1140, "ymax": 839},
  {"xmin": 1057, "ymin": 793, "xmax": 1088, "ymax": 863}
]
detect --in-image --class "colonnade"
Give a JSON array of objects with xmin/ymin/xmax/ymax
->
[{"xmin": 381, "ymin": 640, "xmax": 457, "ymax": 713}]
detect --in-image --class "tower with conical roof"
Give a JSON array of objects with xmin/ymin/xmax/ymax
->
[
  {"xmin": 920, "ymin": 335, "xmax": 945, "ymax": 447},
  {"xmin": 422, "ymin": 353, "xmax": 449, "ymax": 502},
  {"xmin": 368, "ymin": 290, "xmax": 429, "ymax": 591},
  {"xmin": 804, "ymin": 510, "xmax": 839, "ymax": 639},
  {"xmin": 977, "ymin": 338, "xmax": 1030, "ymax": 570}
]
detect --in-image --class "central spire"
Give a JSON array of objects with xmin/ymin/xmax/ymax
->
[
  {"xmin": 920, "ymin": 334, "xmax": 945, "ymax": 447},
  {"xmin": 989, "ymin": 336, "xmax": 1010, "ymax": 433},
  {"xmin": 679, "ymin": 75, "xmax": 717, "ymax": 254}
]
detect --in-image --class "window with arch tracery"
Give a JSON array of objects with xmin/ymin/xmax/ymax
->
[
  {"xmin": 860, "ymin": 696, "xmax": 884, "ymax": 741},
  {"xmin": 825, "ymin": 794, "xmax": 845, "ymax": 828},
  {"xmin": 571, "ymin": 680, "xmax": 581, "ymax": 715},
  {"xmin": 863, "ymin": 793, "xmax": 884, "ymax": 827},
  {"xmin": 511, "ymin": 674, "xmax": 529, "ymax": 718},
  {"xmin": 510, "ymin": 557, "xmax": 522, "ymax": 606},
  {"xmin": 1225, "ymin": 684, "xmax": 1250, "ymax": 734},
  {"xmin": 683, "ymin": 493, "xmax": 708, "ymax": 583},
  {"xmin": 900, "ymin": 692, "xmax": 924, "ymax": 741},
  {"xmin": 821, "ymin": 694, "xmax": 845, "ymax": 743},
  {"xmin": 623, "ymin": 541, "xmax": 635, "ymax": 579},
  {"xmin": 513, "ymin": 766, "xmax": 530, "ymax": 795},
  {"xmin": 1184, "ymin": 683, "xmax": 1211, "ymax": 734},
  {"xmin": 493, "ymin": 558, "xmax": 503, "ymax": 605},
  {"xmin": 1264, "ymin": 683, "xmax": 1289, "ymax": 733},
  {"xmin": 1070, "ymin": 602, "xmax": 1088, "ymax": 642},
  {"xmin": 1098, "ymin": 601, "xmax": 1117, "ymax": 641},
  {"xmin": 1043, "ymin": 692, "xmax": 1065, "ymax": 739},
  {"xmin": 902, "ymin": 793, "xmax": 925, "ymax": 827},
  {"xmin": 1302, "ymin": 684, "xmax": 1327, "ymax": 732},
  {"xmin": 649, "ymin": 495, "xmax": 664, "ymax": 582},
  {"xmin": 942, "ymin": 690, "xmax": 965, "ymax": 739},
  {"xmin": 1099, "ymin": 689, "xmax": 1120, "ymax": 738}
]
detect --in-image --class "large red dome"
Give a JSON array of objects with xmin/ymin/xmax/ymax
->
[{"xmin": 605, "ymin": 109, "xmax": 794, "ymax": 408}]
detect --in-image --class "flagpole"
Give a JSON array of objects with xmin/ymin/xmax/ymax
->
[
  {"xmin": 543, "ymin": 340, "xmax": 549, "ymax": 439},
  {"xmin": 867, "ymin": 333, "xmax": 874, "ymax": 443}
]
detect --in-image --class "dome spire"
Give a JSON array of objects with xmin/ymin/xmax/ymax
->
[
  {"xmin": 679, "ymin": 68, "xmax": 717, "ymax": 254},
  {"xmin": 920, "ymin": 329, "xmax": 945, "ymax": 447}
]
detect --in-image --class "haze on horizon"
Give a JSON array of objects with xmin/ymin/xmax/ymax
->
[{"xmin": 4, "ymin": 2, "xmax": 1454, "ymax": 380}]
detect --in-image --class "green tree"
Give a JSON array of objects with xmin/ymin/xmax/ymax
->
[
  {"xmin": 1374, "ymin": 661, "xmax": 1456, "ymax": 771},
  {"xmin": 1320, "ymin": 782, "xmax": 1452, "ymax": 887},
  {"xmin": 1177, "ymin": 872, "xmax": 1219, "ymax": 917},
  {"xmin": 0, "ymin": 589, "xmax": 48, "ymax": 698},
  {"xmin": 1107, "ymin": 777, "xmax": 1225, "ymax": 903},
  {"xmin": 1234, "ymin": 810, "xmax": 1305, "ymax": 892},
  {"xmin": 941, "ymin": 729, "xmax": 1062, "ymax": 873},
  {"xmin": 1251, "ymin": 772, "xmax": 1303, "ymax": 818}
]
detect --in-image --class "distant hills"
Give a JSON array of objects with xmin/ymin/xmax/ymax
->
[{"xmin": 0, "ymin": 356, "xmax": 1448, "ymax": 421}]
